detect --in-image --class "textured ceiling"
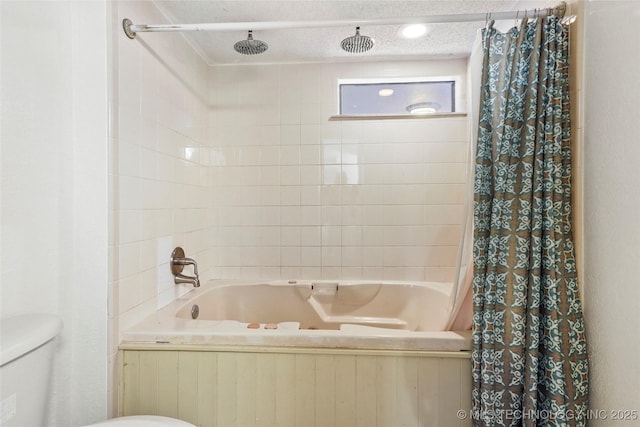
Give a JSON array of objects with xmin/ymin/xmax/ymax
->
[{"xmin": 150, "ymin": 0, "xmax": 559, "ymax": 65}]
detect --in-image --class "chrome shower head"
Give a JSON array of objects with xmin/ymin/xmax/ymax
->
[
  {"xmin": 234, "ymin": 30, "xmax": 268, "ymax": 55},
  {"xmin": 341, "ymin": 27, "xmax": 374, "ymax": 54}
]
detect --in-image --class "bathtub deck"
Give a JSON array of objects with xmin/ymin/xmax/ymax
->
[{"xmin": 122, "ymin": 319, "xmax": 472, "ymax": 351}]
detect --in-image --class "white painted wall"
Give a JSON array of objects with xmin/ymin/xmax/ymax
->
[
  {"xmin": 1, "ymin": 1, "xmax": 109, "ymax": 425},
  {"xmin": 583, "ymin": 0, "xmax": 640, "ymax": 420}
]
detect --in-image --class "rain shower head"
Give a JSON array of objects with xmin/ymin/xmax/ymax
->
[
  {"xmin": 234, "ymin": 30, "xmax": 268, "ymax": 55},
  {"xmin": 341, "ymin": 27, "xmax": 374, "ymax": 54}
]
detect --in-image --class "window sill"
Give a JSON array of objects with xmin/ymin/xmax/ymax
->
[{"xmin": 329, "ymin": 112, "xmax": 467, "ymax": 121}]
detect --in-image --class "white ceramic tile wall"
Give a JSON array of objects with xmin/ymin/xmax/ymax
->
[
  {"xmin": 112, "ymin": 1, "xmax": 212, "ymax": 338},
  {"xmin": 209, "ymin": 60, "xmax": 470, "ymax": 282}
]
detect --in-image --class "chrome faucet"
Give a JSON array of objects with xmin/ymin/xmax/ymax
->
[{"xmin": 170, "ymin": 247, "xmax": 200, "ymax": 287}]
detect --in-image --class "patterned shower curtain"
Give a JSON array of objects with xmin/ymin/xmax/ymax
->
[{"xmin": 472, "ymin": 17, "xmax": 588, "ymax": 427}]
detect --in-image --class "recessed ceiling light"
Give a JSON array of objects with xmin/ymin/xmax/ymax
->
[
  {"xmin": 378, "ymin": 88, "xmax": 394, "ymax": 97},
  {"xmin": 401, "ymin": 24, "xmax": 428, "ymax": 39}
]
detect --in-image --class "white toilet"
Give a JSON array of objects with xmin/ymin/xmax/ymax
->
[{"xmin": 0, "ymin": 314, "xmax": 195, "ymax": 427}]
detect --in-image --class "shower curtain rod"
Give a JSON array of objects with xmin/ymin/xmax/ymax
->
[{"xmin": 123, "ymin": 2, "xmax": 569, "ymax": 39}]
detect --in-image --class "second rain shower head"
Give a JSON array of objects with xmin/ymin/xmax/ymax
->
[
  {"xmin": 234, "ymin": 30, "xmax": 268, "ymax": 55},
  {"xmin": 341, "ymin": 27, "xmax": 374, "ymax": 54}
]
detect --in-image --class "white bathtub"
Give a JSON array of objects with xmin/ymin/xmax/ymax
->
[{"xmin": 122, "ymin": 280, "xmax": 471, "ymax": 351}]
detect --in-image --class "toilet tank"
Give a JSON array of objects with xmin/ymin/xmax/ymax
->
[{"xmin": 1, "ymin": 314, "xmax": 63, "ymax": 427}]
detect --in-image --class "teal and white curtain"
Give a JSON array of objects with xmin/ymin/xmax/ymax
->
[{"xmin": 472, "ymin": 17, "xmax": 589, "ymax": 426}]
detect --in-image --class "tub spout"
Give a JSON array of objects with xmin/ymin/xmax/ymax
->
[
  {"xmin": 175, "ymin": 273, "xmax": 200, "ymax": 288},
  {"xmin": 170, "ymin": 247, "xmax": 200, "ymax": 288}
]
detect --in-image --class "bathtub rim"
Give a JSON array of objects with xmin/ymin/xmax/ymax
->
[{"xmin": 121, "ymin": 279, "xmax": 472, "ymax": 352}]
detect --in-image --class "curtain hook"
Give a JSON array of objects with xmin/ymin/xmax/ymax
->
[{"xmin": 485, "ymin": 12, "xmax": 494, "ymax": 31}]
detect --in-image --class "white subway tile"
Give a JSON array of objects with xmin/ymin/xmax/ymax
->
[
  {"xmin": 300, "ymin": 247, "xmax": 321, "ymax": 266},
  {"xmin": 402, "ymin": 267, "xmax": 426, "ymax": 281},
  {"xmin": 321, "ymin": 185, "xmax": 342, "ymax": 205},
  {"xmin": 362, "ymin": 247, "xmax": 384, "ymax": 266},
  {"xmin": 261, "ymin": 126, "xmax": 281, "ymax": 146},
  {"xmin": 118, "ymin": 242, "xmax": 140, "ymax": 280},
  {"xmin": 261, "ymin": 105, "xmax": 281, "ymax": 126},
  {"xmin": 242, "ymin": 227, "xmax": 262, "ymax": 246},
  {"xmin": 424, "ymin": 163, "xmax": 467, "ymax": 183},
  {"xmin": 260, "ymin": 166, "xmax": 280, "ymax": 186},
  {"xmin": 322, "ymin": 165, "xmax": 342, "ymax": 185},
  {"xmin": 424, "ymin": 142, "xmax": 469, "ymax": 163},
  {"xmin": 242, "ymin": 206, "xmax": 261, "ymax": 226},
  {"xmin": 383, "ymin": 267, "xmax": 405, "ymax": 280},
  {"xmin": 280, "ymin": 145, "xmax": 300, "ymax": 165},
  {"xmin": 280, "ymin": 166, "xmax": 300, "ymax": 186},
  {"xmin": 403, "ymin": 246, "xmax": 428, "ymax": 267},
  {"xmin": 342, "ymin": 226, "xmax": 363, "ymax": 246},
  {"xmin": 342, "ymin": 206, "xmax": 362, "ymax": 226},
  {"xmin": 262, "ymin": 185, "xmax": 282, "ymax": 206},
  {"xmin": 321, "ymin": 206, "xmax": 341, "ymax": 225},
  {"xmin": 281, "ymin": 266, "xmax": 301, "ymax": 279},
  {"xmin": 322, "ymin": 145, "xmax": 342, "ymax": 165},
  {"xmin": 300, "ymin": 125, "xmax": 321, "ymax": 145},
  {"xmin": 300, "ymin": 145, "xmax": 321, "ymax": 165},
  {"xmin": 261, "ymin": 267, "xmax": 282, "ymax": 279},
  {"xmin": 300, "ymin": 206, "xmax": 321, "ymax": 226},
  {"xmin": 280, "ymin": 186, "xmax": 301, "ymax": 206},
  {"xmin": 321, "ymin": 226, "xmax": 341, "ymax": 246},
  {"xmin": 261, "ymin": 247, "xmax": 281, "ymax": 266},
  {"xmin": 340, "ymin": 122, "xmax": 362, "ymax": 143},
  {"xmin": 361, "ymin": 144, "xmax": 386, "ymax": 164},
  {"xmin": 362, "ymin": 266, "xmax": 384, "ymax": 280},
  {"xmin": 241, "ymin": 267, "xmax": 262, "ymax": 279},
  {"xmin": 300, "ymin": 103, "xmax": 322, "ymax": 124},
  {"xmin": 424, "ymin": 205, "xmax": 465, "ymax": 225},
  {"xmin": 260, "ymin": 146, "xmax": 280, "ymax": 166},
  {"xmin": 118, "ymin": 274, "xmax": 140, "ymax": 314},
  {"xmin": 281, "ymin": 226, "xmax": 301, "ymax": 246},
  {"xmin": 299, "ymin": 166, "xmax": 321, "ymax": 185},
  {"xmin": 361, "ymin": 206, "xmax": 385, "ymax": 226},
  {"xmin": 320, "ymin": 123, "xmax": 341, "ymax": 144},
  {"xmin": 383, "ymin": 246, "xmax": 404, "ymax": 267},
  {"xmin": 260, "ymin": 206, "xmax": 281, "ymax": 226},
  {"xmin": 239, "ymin": 146, "xmax": 261, "ymax": 166},
  {"xmin": 118, "ymin": 211, "xmax": 141, "ymax": 244},
  {"xmin": 342, "ymin": 247, "xmax": 362, "ymax": 267},
  {"xmin": 341, "ymin": 267, "xmax": 363, "ymax": 280},
  {"xmin": 361, "ymin": 185, "xmax": 385, "ymax": 205},
  {"xmin": 342, "ymin": 165, "xmax": 360, "ymax": 185},
  {"xmin": 260, "ymin": 227, "xmax": 281, "ymax": 246},
  {"xmin": 300, "ymin": 266, "xmax": 322, "ymax": 278},
  {"xmin": 300, "ymin": 185, "xmax": 321, "ymax": 205},
  {"xmin": 322, "ymin": 246, "xmax": 342, "ymax": 266},
  {"xmin": 281, "ymin": 125, "xmax": 301, "ymax": 145},
  {"xmin": 300, "ymin": 226, "xmax": 322, "ymax": 246},
  {"xmin": 241, "ymin": 247, "xmax": 261, "ymax": 266},
  {"xmin": 281, "ymin": 247, "xmax": 301, "ymax": 266},
  {"xmin": 118, "ymin": 176, "xmax": 142, "ymax": 210},
  {"xmin": 119, "ymin": 141, "xmax": 140, "ymax": 177}
]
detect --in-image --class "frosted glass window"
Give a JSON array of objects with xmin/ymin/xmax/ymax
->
[{"xmin": 339, "ymin": 80, "xmax": 455, "ymax": 116}]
